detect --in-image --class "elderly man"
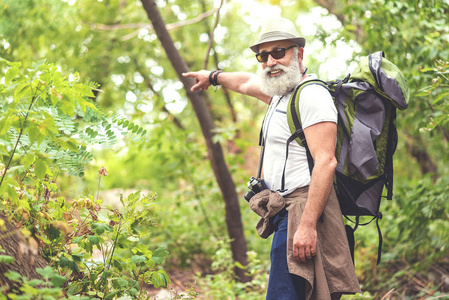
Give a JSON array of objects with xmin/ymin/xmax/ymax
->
[{"xmin": 183, "ymin": 16, "xmax": 361, "ymax": 300}]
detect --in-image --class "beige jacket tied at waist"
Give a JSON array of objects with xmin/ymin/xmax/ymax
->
[{"xmin": 249, "ymin": 187, "xmax": 361, "ymax": 300}]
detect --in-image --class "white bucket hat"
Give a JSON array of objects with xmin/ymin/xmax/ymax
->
[{"xmin": 250, "ymin": 16, "xmax": 306, "ymax": 53}]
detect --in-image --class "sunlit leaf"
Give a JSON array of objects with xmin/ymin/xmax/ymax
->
[{"xmin": 34, "ymin": 158, "xmax": 48, "ymax": 178}]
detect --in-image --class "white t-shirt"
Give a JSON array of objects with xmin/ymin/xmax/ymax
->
[{"xmin": 261, "ymin": 76, "xmax": 337, "ymax": 196}]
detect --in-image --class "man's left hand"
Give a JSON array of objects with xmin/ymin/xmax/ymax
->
[{"xmin": 293, "ymin": 223, "xmax": 317, "ymax": 263}]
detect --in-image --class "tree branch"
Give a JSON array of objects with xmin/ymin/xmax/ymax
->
[
  {"xmin": 312, "ymin": 0, "xmax": 345, "ymax": 26},
  {"xmin": 203, "ymin": 0, "xmax": 224, "ymax": 70},
  {"xmin": 312, "ymin": 0, "xmax": 364, "ymax": 44},
  {"xmin": 200, "ymin": 0, "xmax": 237, "ymax": 124},
  {"xmin": 133, "ymin": 59, "xmax": 185, "ymax": 129},
  {"xmin": 94, "ymin": 9, "xmax": 217, "ymax": 41}
]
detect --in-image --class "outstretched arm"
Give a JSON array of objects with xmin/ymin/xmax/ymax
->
[{"xmin": 182, "ymin": 70, "xmax": 271, "ymax": 104}]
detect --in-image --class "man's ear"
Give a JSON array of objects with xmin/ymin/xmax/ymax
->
[{"xmin": 298, "ymin": 47, "xmax": 304, "ymax": 62}]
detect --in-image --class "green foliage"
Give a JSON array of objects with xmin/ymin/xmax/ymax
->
[
  {"xmin": 1, "ymin": 168, "xmax": 172, "ymax": 299},
  {"xmin": 3, "ymin": 268, "xmax": 67, "ymax": 300},
  {"xmin": 0, "ymin": 58, "xmax": 176, "ymax": 298},
  {"xmin": 0, "ymin": 58, "xmax": 148, "ymax": 189},
  {"xmin": 388, "ymin": 174, "xmax": 449, "ymax": 263},
  {"xmin": 418, "ymin": 59, "xmax": 449, "ymax": 133},
  {"xmin": 196, "ymin": 239, "xmax": 266, "ymax": 300},
  {"xmin": 61, "ymin": 190, "xmax": 171, "ymax": 299}
]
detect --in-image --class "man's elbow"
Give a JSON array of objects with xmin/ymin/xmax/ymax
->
[
  {"xmin": 329, "ymin": 156, "xmax": 338, "ymax": 171},
  {"xmin": 315, "ymin": 155, "xmax": 337, "ymax": 173}
]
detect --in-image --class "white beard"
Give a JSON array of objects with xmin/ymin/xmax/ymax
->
[{"xmin": 259, "ymin": 56, "xmax": 302, "ymax": 97}]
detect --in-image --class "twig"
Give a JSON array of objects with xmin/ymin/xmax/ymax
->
[
  {"xmin": 381, "ymin": 288, "xmax": 395, "ymax": 300},
  {"xmin": 96, "ymin": 175, "xmax": 101, "ymax": 201},
  {"xmin": 427, "ymin": 294, "xmax": 449, "ymax": 300},
  {"xmin": 107, "ymin": 222, "xmax": 122, "ymax": 270},
  {"xmin": 138, "ymin": 268, "xmax": 145, "ymax": 298},
  {"xmin": 203, "ymin": 0, "xmax": 225, "ymax": 70},
  {"xmin": 93, "ymin": 9, "xmax": 217, "ymax": 41},
  {"xmin": 0, "ymin": 82, "xmax": 41, "ymax": 188}
]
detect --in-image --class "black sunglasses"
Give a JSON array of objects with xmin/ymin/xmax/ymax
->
[{"xmin": 255, "ymin": 45, "xmax": 298, "ymax": 63}]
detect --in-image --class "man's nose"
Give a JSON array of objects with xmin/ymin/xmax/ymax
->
[{"xmin": 266, "ymin": 54, "xmax": 278, "ymax": 67}]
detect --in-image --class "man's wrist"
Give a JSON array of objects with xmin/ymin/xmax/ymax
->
[{"xmin": 209, "ymin": 70, "xmax": 223, "ymax": 86}]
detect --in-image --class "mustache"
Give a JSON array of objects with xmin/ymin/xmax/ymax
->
[{"xmin": 262, "ymin": 64, "xmax": 289, "ymax": 75}]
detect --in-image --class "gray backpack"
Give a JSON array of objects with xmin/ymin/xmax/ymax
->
[{"xmin": 284, "ymin": 51, "xmax": 409, "ymax": 264}]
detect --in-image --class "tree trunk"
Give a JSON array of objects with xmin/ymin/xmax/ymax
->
[
  {"xmin": 140, "ymin": 0, "xmax": 250, "ymax": 283},
  {"xmin": 0, "ymin": 213, "xmax": 49, "ymax": 292}
]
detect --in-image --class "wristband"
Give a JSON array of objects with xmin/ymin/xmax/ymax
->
[
  {"xmin": 213, "ymin": 70, "xmax": 223, "ymax": 86},
  {"xmin": 209, "ymin": 70, "xmax": 223, "ymax": 86}
]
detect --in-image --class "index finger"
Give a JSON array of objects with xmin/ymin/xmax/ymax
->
[{"xmin": 182, "ymin": 72, "xmax": 195, "ymax": 78}]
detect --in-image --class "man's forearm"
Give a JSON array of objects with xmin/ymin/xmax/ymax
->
[
  {"xmin": 292, "ymin": 156, "xmax": 336, "ymax": 262},
  {"xmin": 183, "ymin": 70, "xmax": 270, "ymax": 103},
  {"xmin": 215, "ymin": 71, "xmax": 271, "ymax": 103}
]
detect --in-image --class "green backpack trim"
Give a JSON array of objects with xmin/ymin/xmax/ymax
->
[{"xmin": 352, "ymin": 52, "xmax": 409, "ymax": 109}]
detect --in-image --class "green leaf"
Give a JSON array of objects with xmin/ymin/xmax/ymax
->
[
  {"xmin": 101, "ymin": 270, "xmax": 113, "ymax": 279},
  {"xmin": 31, "ymin": 59, "xmax": 47, "ymax": 69},
  {"xmin": 87, "ymin": 235, "xmax": 99, "ymax": 245},
  {"xmin": 113, "ymin": 259, "xmax": 123, "ymax": 271},
  {"xmin": 127, "ymin": 236, "xmax": 140, "ymax": 242},
  {"xmin": 5, "ymin": 271, "xmax": 21, "ymax": 281},
  {"xmin": 34, "ymin": 158, "xmax": 48, "ymax": 179},
  {"xmin": 0, "ymin": 255, "xmax": 15, "ymax": 264},
  {"xmin": 152, "ymin": 247, "xmax": 169, "ymax": 265},
  {"xmin": 85, "ymin": 242, "xmax": 92, "ymax": 253},
  {"xmin": 75, "ymin": 83, "xmax": 95, "ymax": 98},
  {"xmin": 128, "ymin": 288, "xmax": 138, "ymax": 296},
  {"xmin": 50, "ymin": 93, "xmax": 60, "ymax": 106},
  {"xmin": 41, "ymin": 111, "xmax": 59, "ymax": 133},
  {"xmin": 59, "ymin": 256, "xmax": 80, "ymax": 273},
  {"xmin": 50, "ymin": 274, "xmax": 67, "ymax": 287},
  {"xmin": 27, "ymin": 279, "xmax": 44, "ymax": 287},
  {"xmin": 112, "ymin": 277, "xmax": 128, "ymax": 289},
  {"xmin": 36, "ymin": 266, "xmax": 67, "ymax": 288},
  {"xmin": 22, "ymin": 154, "xmax": 36, "ymax": 168},
  {"xmin": 91, "ymin": 222, "xmax": 113, "ymax": 235},
  {"xmin": 0, "ymin": 117, "xmax": 13, "ymax": 135},
  {"xmin": 28, "ymin": 126, "xmax": 41, "ymax": 145},
  {"xmin": 130, "ymin": 255, "xmax": 147, "ymax": 265},
  {"xmin": 0, "ymin": 144, "xmax": 8, "ymax": 155},
  {"xmin": 72, "ymin": 236, "xmax": 83, "ymax": 244},
  {"xmin": 5, "ymin": 67, "xmax": 19, "ymax": 84},
  {"xmin": 35, "ymin": 234, "xmax": 52, "ymax": 245},
  {"xmin": 60, "ymin": 99, "xmax": 76, "ymax": 116},
  {"xmin": 13, "ymin": 82, "xmax": 31, "ymax": 101},
  {"xmin": 7, "ymin": 186, "xmax": 19, "ymax": 204},
  {"xmin": 150, "ymin": 271, "xmax": 168, "ymax": 288},
  {"xmin": 105, "ymin": 290, "xmax": 120, "ymax": 300}
]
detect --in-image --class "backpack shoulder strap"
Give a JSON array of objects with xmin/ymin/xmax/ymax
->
[
  {"xmin": 287, "ymin": 79, "xmax": 329, "ymax": 148},
  {"xmin": 279, "ymin": 79, "xmax": 329, "ymax": 192}
]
